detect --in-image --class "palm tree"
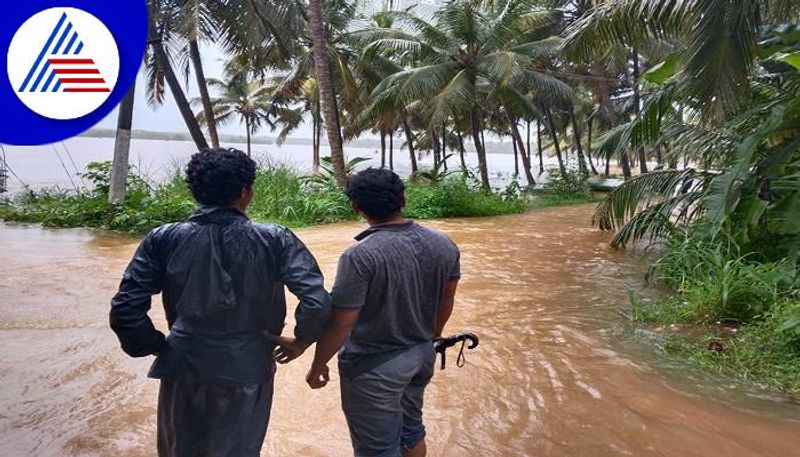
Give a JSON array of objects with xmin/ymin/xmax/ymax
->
[
  {"xmin": 195, "ymin": 68, "xmax": 299, "ymax": 156},
  {"xmin": 561, "ymin": 0, "xmax": 793, "ymax": 123},
  {"xmin": 145, "ymin": 0, "xmax": 307, "ymax": 151},
  {"xmin": 307, "ymin": 0, "xmax": 347, "ymax": 187},
  {"xmin": 146, "ymin": 0, "xmax": 209, "ymax": 150},
  {"xmin": 357, "ymin": 0, "xmax": 572, "ymax": 189},
  {"xmin": 177, "ymin": 0, "xmax": 220, "ymax": 148},
  {"xmin": 268, "ymin": 1, "xmax": 365, "ymax": 174}
]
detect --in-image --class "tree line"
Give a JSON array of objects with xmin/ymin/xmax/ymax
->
[{"xmin": 110, "ymin": 0, "xmax": 799, "ymax": 255}]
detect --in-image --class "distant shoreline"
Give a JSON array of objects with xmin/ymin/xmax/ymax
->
[{"xmin": 79, "ymin": 128, "xmax": 518, "ymax": 155}]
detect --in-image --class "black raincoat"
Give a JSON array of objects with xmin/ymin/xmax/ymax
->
[{"xmin": 109, "ymin": 206, "xmax": 331, "ymax": 456}]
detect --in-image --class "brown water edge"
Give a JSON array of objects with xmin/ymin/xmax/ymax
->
[{"xmin": 0, "ymin": 205, "xmax": 798, "ymax": 457}]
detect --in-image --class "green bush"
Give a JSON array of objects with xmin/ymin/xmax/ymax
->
[
  {"xmin": 404, "ymin": 177, "xmax": 528, "ymax": 219},
  {"xmin": 0, "ymin": 163, "xmax": 196, "ymax": 233},
  {"xmin": 541, "ymin": 168, "xmax": 591, "ymax": 196},
  {"xmin": 248, "ymin": 163, "xmax": 354, "ymax": 227}
]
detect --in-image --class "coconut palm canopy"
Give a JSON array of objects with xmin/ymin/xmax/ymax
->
[{"xmin": 130, "ymin": 0, "xmax": 799, "ymax": 256}]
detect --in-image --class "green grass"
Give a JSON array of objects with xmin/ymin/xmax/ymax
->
[
  {"xmin": 631, "ymin": 228, "xmax": 800, "ymax": 396},
  {"xmin": 658, "ymin": 299, "xmax": 800, "ymax": 396}
]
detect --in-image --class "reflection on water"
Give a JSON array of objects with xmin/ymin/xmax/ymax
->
[{"xmin": 1, "ymin": 205, "xmax": 798, "ymax": 456}]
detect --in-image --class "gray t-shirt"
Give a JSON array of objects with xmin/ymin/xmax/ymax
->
[{"xmin": 332, "ymin": 220, "xmax": 460, "ymax": 358}]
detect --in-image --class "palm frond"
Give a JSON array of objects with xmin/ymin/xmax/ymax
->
[
  {"xmin": 594, "ymin": 169, "xmax": 699, "ymax": 233},
  {"xmin": 610, "ymin": 191, "xmax": 704, "ymax": 247}
]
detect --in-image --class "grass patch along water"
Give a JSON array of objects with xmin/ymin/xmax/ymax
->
[
  {"xmin": 0, "ymin": 161, "xmax": 590, "ymax": 233},
  {"xmin": 629, "ymin": 229, "xmax": 800, "ymax": 396}
]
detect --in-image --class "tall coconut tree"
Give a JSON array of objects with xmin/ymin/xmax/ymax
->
[
  {"xmin": 267, "ymin": 1, "xmax": 363, "ymax": 174},
  {"xmin": 561, "ymin": 0, "xmax": 793, "ymax": 123},
  {"xmin": 109, "ymin": 82, "xmax": 137, "ymax": 205},
  {"xmin": 307, "ymin": 0, "xmax": 347, "ymax": 187}
]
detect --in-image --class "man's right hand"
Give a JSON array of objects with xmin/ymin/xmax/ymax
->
[
  {"xmin": 265, "ymin": 333, "xmax": 310, "ymax": 364},
  {"xmin": 306, "ymin": 362, "xmax": 330, "ymax": 389}
]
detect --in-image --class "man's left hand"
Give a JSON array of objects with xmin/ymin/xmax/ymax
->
[
  {"xmin": 306, "ymin": 362, "xmax": 330, "ymax": 389},
  {"xmin": 265, "ymin": 333, "xmax": 310, "ymax": 364}
]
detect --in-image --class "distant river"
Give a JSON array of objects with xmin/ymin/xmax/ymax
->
[{"xmin": 1, "ymin": 137, "xmax": 557, "ymax": 194}]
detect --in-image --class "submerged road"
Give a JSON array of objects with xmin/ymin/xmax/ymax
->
[{"xmin": 1, "ymin": 205, "xmax": 798, "ymax": 456}]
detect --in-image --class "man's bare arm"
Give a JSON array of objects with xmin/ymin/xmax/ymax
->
[
  {"xmin": 306, "ymin": 307, "xmax": 361, "ymax": 389},
  {"xmin": 435, "ymin": 280, "xmax": 459, "ymax": 338}
]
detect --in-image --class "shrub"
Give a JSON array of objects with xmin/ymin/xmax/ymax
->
[
  {"xmin": 649, "ymin": 228, "xmax": 798, "ymax": 322},
  {"xmin": 404, "ymin": 177, "xmax": 528, "ymax": 219},
  {"xmin": 541, "ymin": 168, "xmax": 590, "ymax": 196}
]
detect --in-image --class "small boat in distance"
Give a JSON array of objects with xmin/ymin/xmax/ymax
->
[{"xmin": 587, "ymin": 176, "xmax": 624, "ymax": 192}]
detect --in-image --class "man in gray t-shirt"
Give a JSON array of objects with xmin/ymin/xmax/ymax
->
[{"xmin": 305, "ymin": 168, "xmax": 460, "ymax": 457}]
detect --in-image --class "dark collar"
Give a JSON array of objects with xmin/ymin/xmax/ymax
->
[
  {"xmin": 188, "ymin": 206, "xmax": 249, "ymax": 224},
  {"xmin": 354, "ymin": 220, "xmax": 416, "ymax": 241}
]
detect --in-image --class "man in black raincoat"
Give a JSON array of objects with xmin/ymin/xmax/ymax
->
[{"xmin": 110, "ymin": 148, "xmax": 331, "ymax": 457}]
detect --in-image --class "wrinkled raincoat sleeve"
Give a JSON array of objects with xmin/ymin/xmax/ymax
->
[
  {"xmin": 277, "ymin": 228, "xmax": 332, "ymax": 344},
  {"xmin": 110, "ymin": 228, "xmax": 167, "ymax": 357}
]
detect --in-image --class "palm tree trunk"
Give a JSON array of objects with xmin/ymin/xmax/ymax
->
[
  {"xmin": 569, "ymin": 108, "xmax": 589, "ymax": 176},
  {"xmin": 431, "ymin": 129, "xmax": 441, "ymax": 164},
  {"xmin": 441, "ymin": 123, "xmax": 448, "ymax": 171},
  {"xmin": 621, "ymin": 150, "xmax": 632, "ymax": 179},
  {"xmin": 307, "ymin": 0, "xmax": 346, "ymax": 187},
  {"xmin": 245, "ymin": 116, "xmax": 252, "ymax": 157},
  {"xmin": 586, "ymin": 117, "xmax": 599, "ymax": 175},
  {"xmin": 380, "ymin": 130, "xmax": 386, "ymax": 168},
  {"xmin": 147, "ymin": 1, "xmax": 208, "ymax": 151},
  {"xmin": 189, "ymin": 39, "xmax": 218, "ymax": 148},
  {"xmin": 544, "ymin": 107, "xmax": 567, "ymax": 179},
  {"xmin": 457, "ymin": 131, "xmax": 467, "ymax": 169},
  {"xmin": 512, "ymin": 136, "xmax": 519, "ymax": 176},
  {"xmin": 470, "ymin": 108, "xmax": 490, "ymax": 190},
  {"xmin": 109, "ymin": 81, "xmax": 136, "ymax": 205},
  {"xmin": 504, "ymin": 110, "xmax": 535, "ymax": 186},
  {"xmin": 537, "ymin": 121, "xmax": 544, "ymax": 174},
  {"xmin": 313, "ymin": 104, "xmax": 321, "ymax": 172},
  {"xmin": 632, "ymin": 48, "xmax": 647, "ymax": 174},
  {"xmin": 402, "ymin": 116, "xmax": 418, "ymax": 173},
  {"xmin": 389, "ymin": 131, "xmax": 394, "ymax": 170},
  {"xmin": 526, "ymin": 120, "xmax": 532, "ymax": 162}
]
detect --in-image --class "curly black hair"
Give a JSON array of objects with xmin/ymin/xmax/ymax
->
[
  {"xmin": 185, "ymin": 148, "xmax": 256, "ymax": 206},
  {"xmin": 345, "ymin": 168, "xmax": 405, "ymax": 220}
]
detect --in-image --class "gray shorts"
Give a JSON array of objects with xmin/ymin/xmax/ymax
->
[{"xmin": 339, "ymin": 342, "xmax": 435, "ymax": 457}]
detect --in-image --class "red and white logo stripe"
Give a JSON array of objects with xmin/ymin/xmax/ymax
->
[{"xmin": 47, "ymin": 58, "xmax": 109, "ymax": 93}]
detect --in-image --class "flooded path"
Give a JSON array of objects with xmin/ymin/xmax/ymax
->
[{"xmin": 1, "ymin": 205, "xmax": 798, "ymax": 456}]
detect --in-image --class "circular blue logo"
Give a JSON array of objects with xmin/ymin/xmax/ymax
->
[{"xmin": 1, "ymin": 1, "xmax": 146, "ymax": 145}]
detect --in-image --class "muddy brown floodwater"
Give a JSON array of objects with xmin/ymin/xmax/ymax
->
[{"xmin": 1, "ymin": 205, "xmax": 798, "ymax": 456}]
